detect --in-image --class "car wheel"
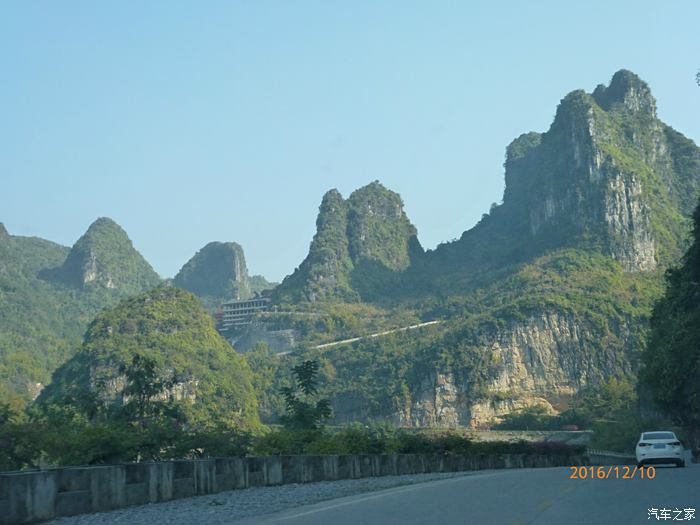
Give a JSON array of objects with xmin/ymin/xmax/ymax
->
[
  {"xmin": 677, "ymin": 461, "xmax": 685, "ymax": 468},
  {"xmin": 637, "ymin": 462, "xmax": 644, "ymax": 468}
]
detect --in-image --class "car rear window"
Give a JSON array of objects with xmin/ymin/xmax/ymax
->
[{"xmin": 643, "ymin": 432, "xmax": 675, "ymax": 440}]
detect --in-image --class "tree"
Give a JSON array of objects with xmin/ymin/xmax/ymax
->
[
  {"xmin": 119, "ymin": 354, "xmax": 176, "ymax": 423},
  {"xmin": 280, "ymin": 360, "xmax": 332, "ymax": 429},
  {"xmin": 641, "ymin": 198, "xmax": 700, "ymax": 452}
]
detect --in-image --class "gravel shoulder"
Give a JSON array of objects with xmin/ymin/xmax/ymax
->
[{"xmin": 46, "ymin": 471, "xmax": 471, "ymax": 525}]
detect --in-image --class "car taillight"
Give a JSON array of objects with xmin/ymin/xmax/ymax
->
[
  {"xmin": 638, "ymin": 443, "xmax": 649, "ymax": 447},
  {"xmin": 671, "ymin": 441, "xmax": 681, "ymax": 446}
]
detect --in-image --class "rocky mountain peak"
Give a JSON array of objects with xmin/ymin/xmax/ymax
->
[
  {"xmin": 436, "ymin": 70, "xmax": 699, "ymax": 281},
  {"xmin": 346, "ymin": 181, "xmax": 421, "ymax": 271},
  {"xmin": 48, "ymin": 217, "xmax": 160, "ymax": 291},
  {"xmin": 173, "ymin": 241, "xmax": 251, "ymax": 302},
  {"xmin": 592, "ymin": 69, "xmax": 656, "ymax": 117},
  {"xmin": 275, "ymin": 181, "xmax": 422, "ymax": 303},
  {"xmin": 0, "ymin": 222, "xmax": 8, "ymax": 239},
  {"xmin": 316, "ymin": 189, "xmax": 348, "ymax": 231}
]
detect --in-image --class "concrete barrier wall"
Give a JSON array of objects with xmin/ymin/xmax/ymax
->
[{"xmin": 0, "ymin": 453, "xmax": 585, "ymax": 525}]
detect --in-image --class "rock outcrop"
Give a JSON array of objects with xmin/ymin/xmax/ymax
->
[
  {"xmin": 398, "ymin": 312, "xmax": 633, "ymax": 427},
  {"xmin": 523, "ymin": 73, "xmax": 659, "ymax": 271}
]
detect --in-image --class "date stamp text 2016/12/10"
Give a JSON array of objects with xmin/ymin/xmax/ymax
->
[{"xmin": 569, "ymin": 465, "xmax": 655, "ymax": 479}]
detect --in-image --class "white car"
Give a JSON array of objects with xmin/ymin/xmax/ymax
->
[{"xmin": 635, "ymin": 431, "xmax": 685, "ymax": 467}]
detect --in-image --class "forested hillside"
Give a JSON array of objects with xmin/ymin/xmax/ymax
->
[
  {"xmin": 0, "ymin": 219, "xmax": 161, "ymax": 407},
  {"xmin": 38, "ymin": 286, "xmax": 259, "ymax": 430}
]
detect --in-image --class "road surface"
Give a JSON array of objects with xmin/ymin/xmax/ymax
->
[{"xmin": 233, "ymin": 464, "xmax": 699, "ymax": 525}]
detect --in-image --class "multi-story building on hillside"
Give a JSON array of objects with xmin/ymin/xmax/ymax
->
[{"xmin": 217, "ymin": 296, "xmax": 270, "ymax": 332}]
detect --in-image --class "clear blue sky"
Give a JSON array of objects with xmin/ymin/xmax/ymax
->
[{"xmin": 2, "ymin": 1, "xmax": 699, "ymax": 281}]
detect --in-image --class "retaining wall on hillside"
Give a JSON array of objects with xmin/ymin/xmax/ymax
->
[{"xmin": 0, "ymin": 453, "xmax": 585, "ymax": 525}]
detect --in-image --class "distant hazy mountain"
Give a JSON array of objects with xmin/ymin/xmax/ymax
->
[
  {"xmin": 0, "ymin": 218, "xmax": 281, "ymax": 407},
  {"xmin": 42, "ymin": 217, "xmax": 160, "ymax": 293},
  {"xmin": 173, "ymin": 241, "xmax": 276, "ymax": 309}
]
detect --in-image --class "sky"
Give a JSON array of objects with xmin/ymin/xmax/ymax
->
[{"xmin": 2, "ymin": 1, "xmax": 699, "ymax": 282}]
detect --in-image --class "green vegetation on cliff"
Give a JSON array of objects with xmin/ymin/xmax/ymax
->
[{"xmin": 2, "ymin": 287, "xmax": 259, "ymax": 469}]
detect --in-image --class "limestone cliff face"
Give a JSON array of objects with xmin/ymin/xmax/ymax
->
[
  {"xmin": 92, "ymin": 372, "xmax": 199, "ymax": 408},
  {"xmin": 505, "ymin": 71, "xmax": 679, "ymax": 272},
  {"xmin": 327, "ymin": 311, "xmax": 629, "ymax": 428},
  {"xmin": 323, "ymin": 307, "xmax": 640, "ymax": 428},
  {"xmin": 397, "ymin": 312, "xmax": 633, "ymax": 427}
]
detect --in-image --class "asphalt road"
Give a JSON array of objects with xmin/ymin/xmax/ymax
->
[{"xmin": 233, "ymin": 463, "xmax": 699, "ymax": 525}]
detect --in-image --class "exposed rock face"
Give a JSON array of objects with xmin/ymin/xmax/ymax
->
[
  {"xmin": 399, "ymin": 312, "xmax": 633, "ymax": 427},
  {"xmin": 505, "ymin": 71, "xmax": 672, "ymax": 272},
  {"xmin": 327, "ymin": 311, "xmax": 636, "ymax": 428},
  {"xmin": 94, "ymin": 373, "xmax": 199, "ymax": 407},
  {"xmin": 275, "ymin": 181, "xmax": 422, "ymax": 303},
  {"xmin": 46, "ymin": 217, "xmax": 160, "ymax": 291},
  {"xmin": 602, "ymin": 171, "xmax": 655, "ymax": 271},
  {"xmin": 0, "ymin": 222, "xmax": 8, "ymax": 239},
  {"xmin": 174, "ymin": 241, "xmax": 251, "ymax": 301}
]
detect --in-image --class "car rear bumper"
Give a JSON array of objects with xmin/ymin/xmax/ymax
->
[
  {"xmin": 638, "ymin": 457, "xmax": 684, "ymax": 465},
  {"xmin": 636, "ymin": 449, "xmax": 683, "ymax": 463}
]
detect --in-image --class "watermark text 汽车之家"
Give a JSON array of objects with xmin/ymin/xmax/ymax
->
[{"xmin": 648, "ymin": 508, "xmax": 695, "ymax": 521}]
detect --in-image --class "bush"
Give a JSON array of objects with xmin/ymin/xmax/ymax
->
[{"xmin": 249, "ymin": 424, "xmax": 585, "ymax": 457}]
